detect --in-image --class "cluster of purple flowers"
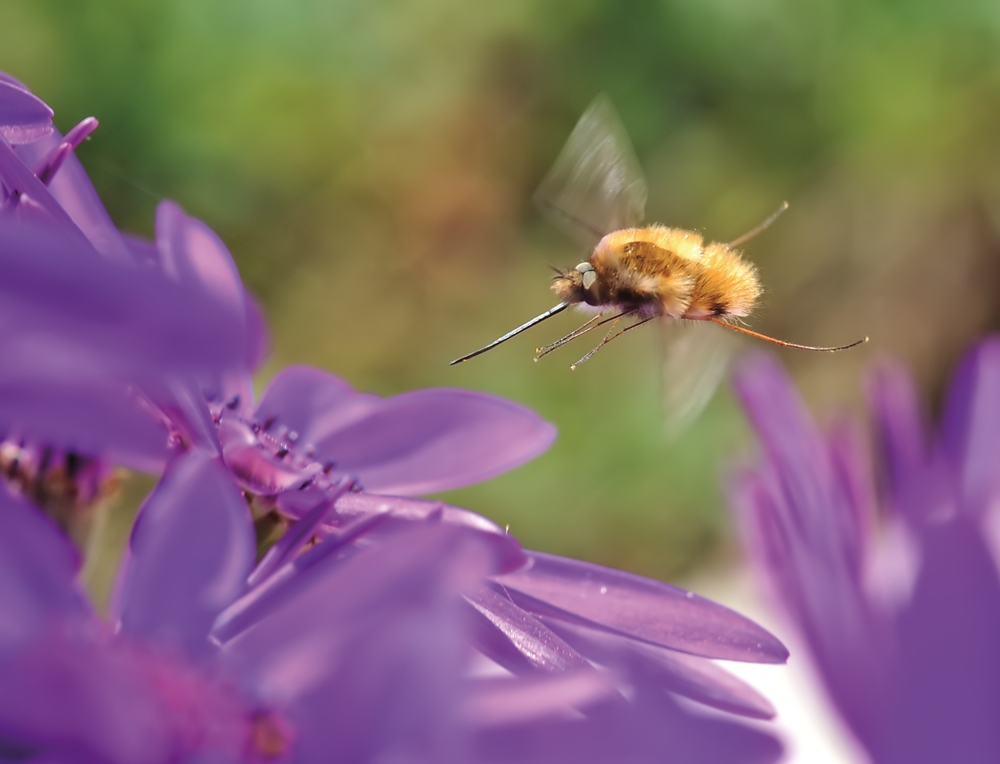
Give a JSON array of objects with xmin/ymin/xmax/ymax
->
[
  {"xmin": 0, "ymin": 75, "xmax": 788, "ymax": 762},
  {"xmin": 732, "ymin": 346, "xmax": 1000, "ymax": 763}
]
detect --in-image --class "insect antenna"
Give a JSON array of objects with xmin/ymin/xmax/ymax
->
[
  {"xmin": 725, "ymin": 201, "xmax": 789, "ymax": 249},
  {"xmin": 707, "ymin": 317, "xmax": 868, "ymax": 352},
  {"xmin": 450, "ymin": 303, "xmax": 570, "ymax": 364}
]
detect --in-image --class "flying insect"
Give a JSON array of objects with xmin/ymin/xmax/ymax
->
[{"xmin": 451, "ymin": 96, "xmax": 866, "ymax": 370}]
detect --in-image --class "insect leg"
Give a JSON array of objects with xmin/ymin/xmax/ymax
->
[
  {"xmin": 724, "ymin": 201, "xmax": 789, "ymax": 249},
  {"xmin": 535, "ymin": 313, "xmax": 606, "ymax": 360},
  {"xmin": 570, "ymin": 314, "xmax": 658, "ymax": 370}
]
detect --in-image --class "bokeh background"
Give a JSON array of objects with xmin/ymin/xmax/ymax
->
[{"xmin": 5, "ymin": 0, "xmax": 1000, "ymax": 584}]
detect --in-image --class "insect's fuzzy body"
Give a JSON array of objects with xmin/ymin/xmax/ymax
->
[
  {"xmin": 449, "ymin": 96, "xmax": 864, "ymax": 371},
  {"xmin": 552, "ymin": 226, "xmax": 761, "ymax": 321}
]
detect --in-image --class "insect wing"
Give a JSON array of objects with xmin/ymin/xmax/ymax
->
[
  {"xmin": 534, "ymin": 96, "xmax": 648, "ymax": 247},
  {"xmin": 659, "ymin": 320, "xmax": 737, "ymax": 436}
]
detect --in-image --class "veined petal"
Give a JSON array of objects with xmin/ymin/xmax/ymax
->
[
  {"xmin": 541, "ymin": 618, "xmax": 776, "ymax": 719},
  {"xmin": 496, "ymin": 551, "xmax": 788, "ymax": 663},
  {"xmin": 253, "ymin": 365, "xmax": 378, "ymax": 447},
  {"xmin": 463, "ymin": 584, "xmax": 592, "ymax": 674},
  {"xmin": 311, "ymin": 388, "xmax": 557, "ymax": 495},
  {"xmin": 330, "ymin": 491, "xmax": 527, "ymax": 573},
  {"xmin": 115, "ymin": 452, "xmax": 254, "ymax": 660}
]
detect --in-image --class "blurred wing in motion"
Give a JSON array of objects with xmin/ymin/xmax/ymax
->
[
  {"xmin": 659, "ymin": 320, "xmax": 738, "ymax": 436},
  {"xmin": 534, "ymin": 96, "xmax": 648, "ymax": 248}
]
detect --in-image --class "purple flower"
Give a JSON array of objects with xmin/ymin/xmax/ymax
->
[
  {"xmin": 0, "ymin": 74, "xmax": 257, "ymax": 536},
  {"xmin": 0, "ymin": 447, "xmax": 784, "ymax": 763},
  {"xmin": 731, "ymin": 341, "xmax": 1000, "ymax": 763},
  {"xmin": 0, "ymin": 73, "xmax": 788, "ymax": 761},
  {"xmin": 214, "ymin": 364, "xmax": 560, "ymax": 499},
  {"xmin": 198, "ymin": 363, "xmax": 791, "ymax": 732}
]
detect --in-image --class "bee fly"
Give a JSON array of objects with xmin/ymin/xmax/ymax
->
[{"xmin": 450, "ymin": 97, "xmax": 866, "ymax": 369}]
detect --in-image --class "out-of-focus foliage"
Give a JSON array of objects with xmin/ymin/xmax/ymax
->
[{"xmin": 7, "ymin": 0, "xmax": 1000, "ymax": 581}]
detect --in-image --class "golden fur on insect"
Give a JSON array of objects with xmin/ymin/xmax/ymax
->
[{"xmin": 552, "ymin": 226, "xmax": 761, "ymax": 321}]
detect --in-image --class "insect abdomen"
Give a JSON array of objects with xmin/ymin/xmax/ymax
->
[{"xmin": 683, "ymin": 243, "xmax": 761, "ymax": 319}]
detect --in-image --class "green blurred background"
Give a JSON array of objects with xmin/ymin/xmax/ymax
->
[{"xmin": 7, "ymin": 0, "xmax": 1000, "ymax": 583}]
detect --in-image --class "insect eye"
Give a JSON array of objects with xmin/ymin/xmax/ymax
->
[
  {"xmin": 582, "ymin": 269, "xmax": 597, "ymax": 290},
  {"xmin": 574, "ymin": 262, "xmax": 594, "ymax": 273}
]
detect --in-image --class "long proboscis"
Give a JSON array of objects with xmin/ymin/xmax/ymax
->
[
  {"xmin": 708, "ymin": 317, "xmax": 868, "ymax": 352},
  {"xmin": 450, "ymin": 303, "xmax": 570, "ymax": 365}
]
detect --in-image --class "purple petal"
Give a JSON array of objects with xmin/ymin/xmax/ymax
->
[
  {"xmin": 0, "ymin": 220, "xmax": 247, "ymax": 378},
  {"xmin": 215, "ymin": 496, "xmax": 523, "ymax": 645},
  {"xmin": 247, "ymin": 480, "xmax": 351, "ymax": 588},
  {"xmin": 154, "ymin": 202, "xmax": 258, "ymax": 403},
  {"xmin": 253, "ymin": 365, "xmax": 377, "ymax": 446},
  {"xmin": 155, "ymin": 202, "xmax": 246, "ymax": 325},
  {"xmin": 159, "ymin": 377, "xmax": 223, "ymax": 456},
  {"xmin": 732, "ymin": 351, "xmax": 833, "ymax": 526},
  {"xmin": 330, "ymin": 491, "xmax": 527, "ymax": 573},
  {"xmin": 221, "ymin": 526, "xmax": 505, "ymax": 762},
  {"xmin": 0, "ymin": 79, "xmax": 53, "ymax": 144},
  {"xmin": 115, "ymin": 452, "xmax": 254, "ymax": 660},
  {"xmin": 0, "ymin": 626, "xmax": 253, "ymax": 764},
  {"xmin": 312, "ymin": 388, "xmax": 557, "ymax": 495},
  {"xmin": 122, "ymin": 232, "xmax": 160, "ymax": 266},
  {"xmin": 827, "ymin": 419, "xmax": 875, "ymax": 575},
  {"xmin": 0, "ymin": 491, "xmax": 89, "ymax": 653},
  {"xmin": 465, "ymin": 672, "xmax": 620, "ymax": 729},
  {"xmin": 472, "ymin": 675, "xmax": 782, "ymax": 764},
  {"xmin": 219, "ymin": 524, "xmax": 493, "ymax": 701},
  {"xmin": 0, "ymin": 355, "xmax": 169, "ymax": 468},
  {"xmin": 15, "ymin": 129, "xmax": 134, "ymax": 264},
  {"xmin": 731, "ymin": 352, "xmax": 892, "ymax": 749},
  {"xmin": 0, "ymin": 139, "xmax": 94, "ymax": 243},
  {"xmin": 0, "ymin": 632, "xmax": 176, "ymax": 764},
  {"xmin": 212, "ymin": 510, "xmax": 393, "ymax": 642},
  {"xmin": 495, "ymin": 551, "xmax": 788, "ymax": 663},
  {"xmin": 287, "ymin": 594, "xmax": 470, "ymax": 763},
  {"xmin": 18, "ymin": 134, "xmax": 133, "ymax": 263},
  {"xmin": 941, "ymin": 337, "xmax": 1000, "ymax": 516},
  {"xmin": 541, "ymin": 618, "xmax": 776, "ymax": 719},
  {"xmin": 464, "ymin": 584, "xmax": 593, "ymax": 673},
  {"xmin": 33, "ymin": 118, "xmax": 99, "ymax": 185},
  {"xmin": 877, "ymin": 515, "xmax": 1000, "ymax": 763}
]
